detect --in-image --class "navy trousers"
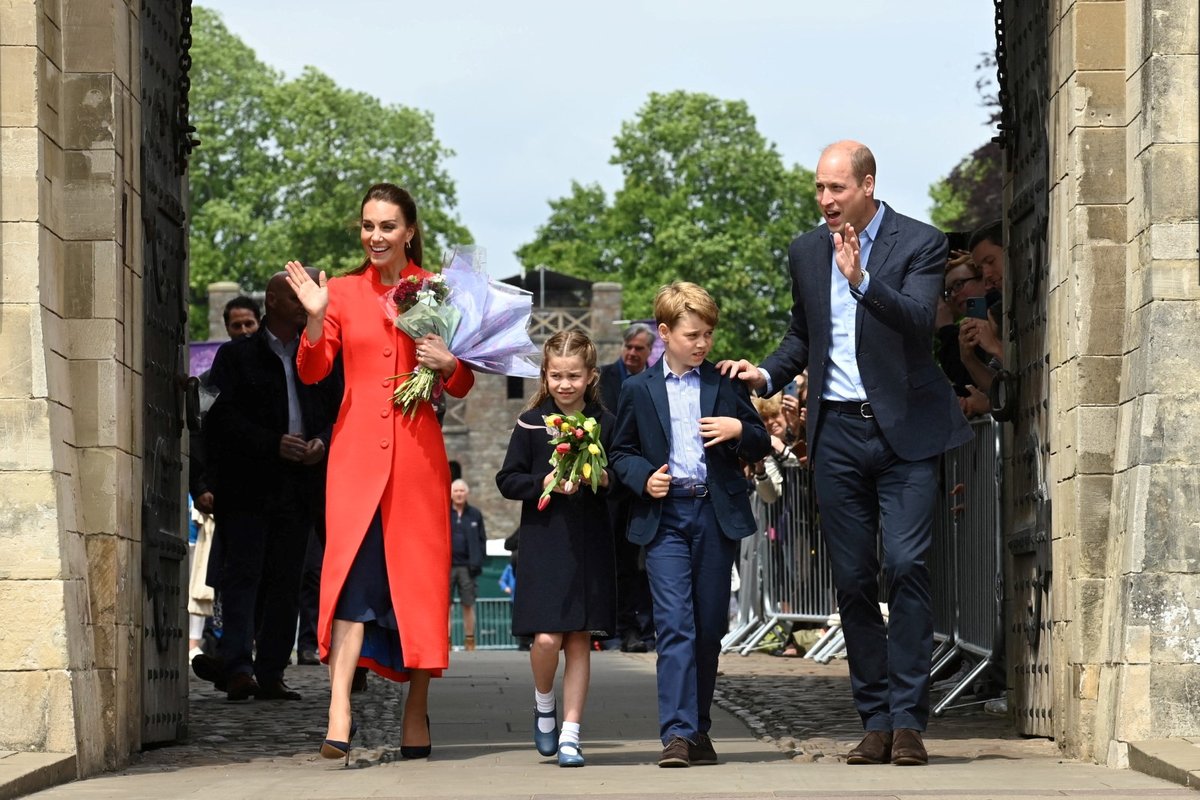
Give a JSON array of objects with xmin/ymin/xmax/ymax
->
[
  {"xmin": 217, "ymin": 479, "xmax": 312, "ymax": 682},
  {"xmin": 643, "ymin": 495, "xmax": 738, "ymax": 744},
  {"xmin": 812, "ymin": 406, "xmax": 939, "ymax": 732}
]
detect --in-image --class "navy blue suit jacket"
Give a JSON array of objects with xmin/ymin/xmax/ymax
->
[
  {"xmin": 760, "ymin": 205, "xmax": 971, "ymax": 462},
  {"xmin": 610, "ymin": 360, "xmax": 771, "ymax": 545}
]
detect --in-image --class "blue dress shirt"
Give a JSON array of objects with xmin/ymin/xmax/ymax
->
[
  {"xmin": 662, "ymin": 359, "xmax": 707, "ymax": 486},
  {"xmin": 823, "ymin": 201, "xmax": 886, "ymax": 402}
]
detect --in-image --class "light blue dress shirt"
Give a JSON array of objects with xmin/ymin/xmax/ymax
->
[
  {"xmin": 662, "ymin": 359, "xmax": 707, "ymax": 486},
  {"xmin": 265, "ymin": 328, "xmax": 304, "ymax": 435},
  {"xmin": 823, "ymin": 201, "xmax": 886, "ymax": 402}
]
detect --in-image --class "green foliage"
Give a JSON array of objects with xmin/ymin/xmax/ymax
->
[
  {"xmin": 518, "ymin": 91, "xmax": 819, "ymax": 361},
  {"xmin": 188, "ymin": 7, "xmax": 469, "ymax": 333},
  {"xmin": 928, "ymin": 140, "xmax": 1003, "ymax": 234}
]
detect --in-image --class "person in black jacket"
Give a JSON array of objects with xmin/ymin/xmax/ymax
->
[
  {"xmin": 201, "ymin": 271, "xmax": 342, "ymax": 701},
  {"xmin": 449, "ymin": 479, "xmax": 487, "ymax": 650},
  {"xmin": 597, "ymin": 323, "xmax": 657, "ymax": 652}
]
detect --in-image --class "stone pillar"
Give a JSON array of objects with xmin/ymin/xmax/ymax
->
[
  {"xmin": 1091, "ymin": 0, "xmax": 1200, "ymax": 765},
  {"xmin": 206, "ymin": 280, "xmax": 241, "ymax": 340},
  {"xmin": 1045, "ymin": 0, "xmax": 1199, "ymax": 764},
  {"xmin": 1045, "ymin": 0, "xmax": 1129, "ymax": 757},
  {"xmin": 0, "ymin": 0, "xmax": 144, "ymax": 776},
  {"xmin": 590, "ymin": 281, "xmax": 624, "ymax": 364}
]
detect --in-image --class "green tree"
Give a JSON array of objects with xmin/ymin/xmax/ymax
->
[
  {"xmin": 187, "ymin": 7, "xmax": 469, "ymax": 339},
  {"xmin": 518, "ymin": 91, "xmax": 820, "ymax": 361}
]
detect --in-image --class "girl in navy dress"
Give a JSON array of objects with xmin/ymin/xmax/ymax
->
[{"xmin": 496, "ymin": 330, "xmax": 617, "ymax": 767}]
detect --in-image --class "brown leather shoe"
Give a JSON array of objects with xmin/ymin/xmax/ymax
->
[
  {"xmin": 846, "ymin": 730, "xmax": 892, "ymax": 764},
  {"xmin": 689, "ymin": 732, "xmax": 718, "ymax": 765},
  {"xmin": 255, "ymin": 678, "xmax": 301, "ymax": 701},
  {"xmin": 225, "ymin": 672, "xmax": 259, "ymax": 702},
  {"xmin": 890, "ymin": 728, "xmax": 928, "ymax": 765}
]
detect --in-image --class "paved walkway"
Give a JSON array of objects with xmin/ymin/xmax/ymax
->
[{"xmin": 21, "ymin": 650, "xmax": 1191, "ymax": 799}]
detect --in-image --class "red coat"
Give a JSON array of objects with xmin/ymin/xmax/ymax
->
[{"xmin": 297, "ymin": 263, "xmax": 474, "ymax": 679}]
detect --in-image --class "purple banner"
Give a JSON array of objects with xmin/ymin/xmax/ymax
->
[{"xmin": 188, "ymin": 341, "xmax": 224, "ymax": 378}]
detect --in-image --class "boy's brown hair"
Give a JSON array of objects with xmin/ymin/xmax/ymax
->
[{"xmin": 653, "ymin": 281, "xmax": 719, "ymax": 329}]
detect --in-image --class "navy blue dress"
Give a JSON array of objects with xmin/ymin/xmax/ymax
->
[{"xmin": 335, "ymin": 509, "xmax": 405, "ymax": 675}]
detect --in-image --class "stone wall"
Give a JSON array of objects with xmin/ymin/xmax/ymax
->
[
  {"xmin": 0, "ymin": 0, "xmax": 145, "ymax": 775},
  {"xmin": 1044, "ymin": 0, "xmax": 1199, "ymax": 763}
]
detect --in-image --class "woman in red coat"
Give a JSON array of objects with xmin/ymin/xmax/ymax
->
[{"xmin": 286, "ymin": 183, "xmax": 474, "ymax": 762}]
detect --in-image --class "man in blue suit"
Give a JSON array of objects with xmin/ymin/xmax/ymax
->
[
  {"xmin": 723, "ymin": 141, "xmax": 971, "ymax": 766},
  {"xmin": 611, "ymin": 282, "xmax": 770, "ymax": 768}
]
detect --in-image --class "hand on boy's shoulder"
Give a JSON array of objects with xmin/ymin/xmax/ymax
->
[{"xmin": 716, "ymin": 358, "xmax": 766, "ymax": 390}]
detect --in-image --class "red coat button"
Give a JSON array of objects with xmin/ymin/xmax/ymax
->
[
  {"xmin": 380, "ymin": 439, "xmax": 390, "ymax": 449},
  {"xmin": 383, "ymin": 347, "xmax": 392, "ymax": 357},
  {"xmin": 382, "ymin": 379, "xmax": 391, "ymax": 387},
  {"xmin": 380, "ymin": 408, "xmax": 390, "ymax": 418}
]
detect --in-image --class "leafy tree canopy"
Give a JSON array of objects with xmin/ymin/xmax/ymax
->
[
  {"xmin": 188, "ymin": 7, "xmax": 470, "ymax": 337},
  {"xmin": 517, "ymin": 91, "xmax": 820, "ymax": 362}
]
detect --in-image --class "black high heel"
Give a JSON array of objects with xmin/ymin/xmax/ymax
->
[
  {"xmin": 400, "ymin": 715, "xmax": 431, "ymax": 759},
  {"xmin": 320, "ymin": 719, "xmax": 358, "ymax": 766}
]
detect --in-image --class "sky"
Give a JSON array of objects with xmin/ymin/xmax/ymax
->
[{"xmin": 198, "ymin": 1, "xmax": 999, "ymax": 279}]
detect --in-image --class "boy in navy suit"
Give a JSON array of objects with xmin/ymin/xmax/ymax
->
[{"xmin": 610, "ymin": 282, "xmax": 770, "ymax": 767}]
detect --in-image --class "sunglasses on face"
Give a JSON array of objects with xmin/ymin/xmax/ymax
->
[{"xmin": 943, "ymin": 276, "xmax": 981, "ymax": 300}]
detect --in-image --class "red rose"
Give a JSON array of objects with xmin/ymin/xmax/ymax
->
[{"xmin": 574, "ymin": 428, "xmax": 585, "ymax": 439}]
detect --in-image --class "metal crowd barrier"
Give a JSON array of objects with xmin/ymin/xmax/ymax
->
[
  {"xmin": 730, "ymin": 463, "xmax": 839, "ymax": 656},
  {"xmin": 722, "ymin": 520, "xmax": 765, "ymax": 652},
  {"xmin": 930, "ymin": 416, "xmax": 1004, "ymax": 715},
  {"xmin": 726, "ymin": 418, "xmax": 1004, "ymax": 705},
  {"xmin": 450, "ymin": 597, "xmax": 518, "ymax": 650}
]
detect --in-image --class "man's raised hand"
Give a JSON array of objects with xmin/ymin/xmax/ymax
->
[{"xmin": 833, "ymin": 224, "xmax": 864, "ymax": 285}]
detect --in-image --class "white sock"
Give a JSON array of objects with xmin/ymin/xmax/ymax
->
[
  {"xmin": 535, "ymin": 689, "xmax": 556, "ymax": 732},
  {"xmin": 559, "ymin": 721, "xmax": 581, "ymax": 749}
]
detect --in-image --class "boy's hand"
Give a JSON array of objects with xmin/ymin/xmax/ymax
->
[
  {"xmin": 700, "ymin": 416, "xmax": 742, "ymax": 447},
  {"xmin": 645, "ymin": 464, "xmax": 670, "ymax": 499}
]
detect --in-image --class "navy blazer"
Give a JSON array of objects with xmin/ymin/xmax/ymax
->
[
  {"xmin": 760, "ymin": 204, "xmax": 972, "ymax": 462},
  {"xmin": 610, "ymin": 360, "xmax": 771, "ymax": 545}
]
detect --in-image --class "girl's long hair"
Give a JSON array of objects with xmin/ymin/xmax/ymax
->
[
  {"xmin": 347, "ymin": 183, "xmax": 424, "ymax": 275},
  {"xmin": 525, "ymin": 329, "xmax": 600, "ymax": 411}
]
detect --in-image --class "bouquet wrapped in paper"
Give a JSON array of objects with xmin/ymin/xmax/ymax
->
[
  {"xmin": 441, "ymin": 246, "xmax": 540, "ymax": 378},
  {"xmin": 387, "ymin": 273, "xmax": 460, "ymax": 415},
  {"xmin": 536, "ymin": 411, "xmax": 607, "ymax": 511},
  {"xmin": 382, "ymin": 246, "xmax": 540, "ymax": 416}
]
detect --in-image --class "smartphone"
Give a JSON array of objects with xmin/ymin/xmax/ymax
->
[
  {"xmin": 965, "ymin": 296, "xmax": 989, "ymax": 320},
  {"xmin": 783, "ymin": 380, "xmax": 798, "ymax": 397}
]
